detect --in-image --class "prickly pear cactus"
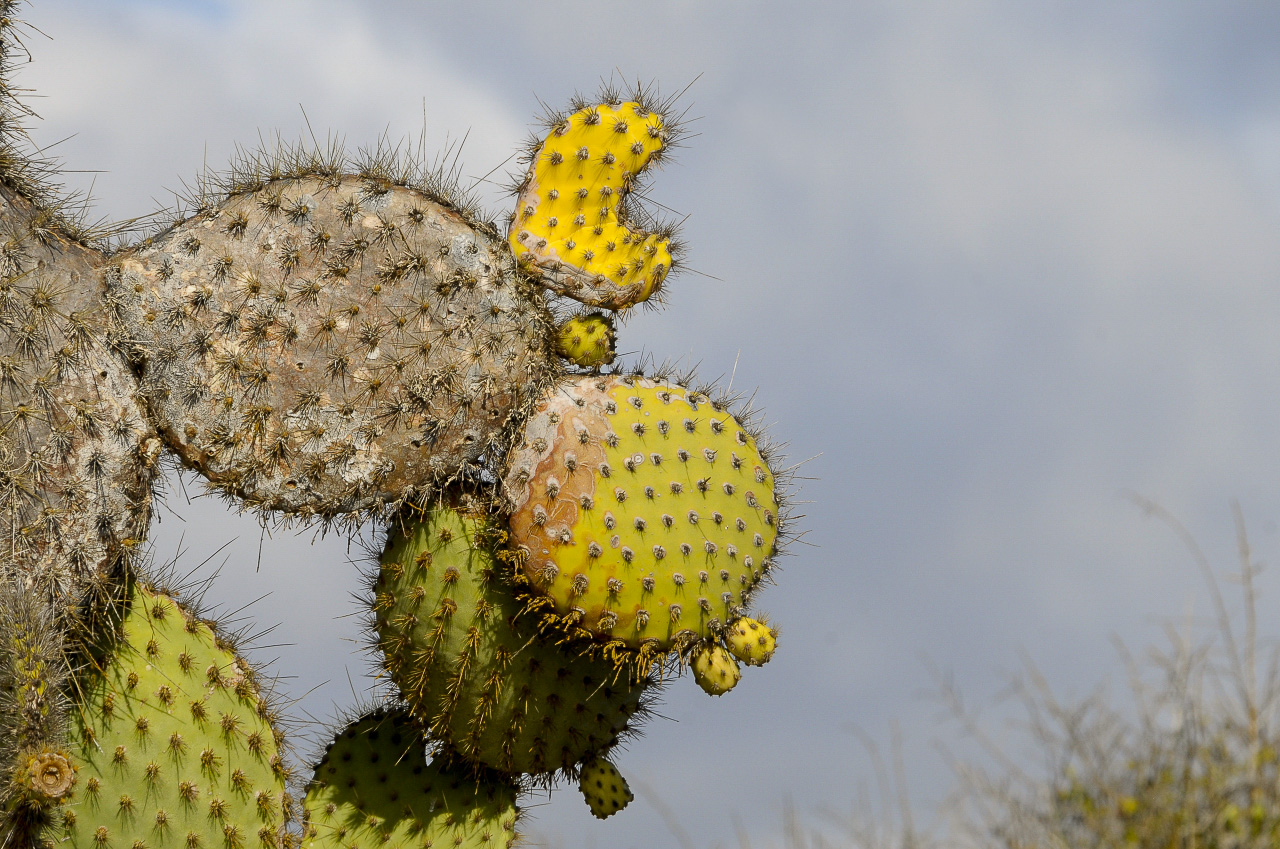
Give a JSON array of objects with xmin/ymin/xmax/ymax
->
[
  {"xmin": 108, "ymin": 164, "xmax": 558, "ymax": 519},
  {"xmin": 510, "ymin": 95, "xmax": 680, "ymax": 310},
  {"xmin": 0, "ymin": 0, "xmax": 801, "ymax": 834},
  {"xmin": 302, "ymin": 708, "xmax": 520, "ymax": 849},
  {"xmin": 372, "ymin": 499, "xmax": 651, "ymax": 777},
  {"xmin": 43, "ymin": 580, "xmax": 290, "ymax": 849},
  {"xmin": 690, "ymin": 644, "xmax": 741, "ymax": 696},
  {"xmin": 501, "ymin": 374, "xmax": 784, "ymax": 670},
  {"xmin": 725, "ymin": 616, "xmax": 777, "ymax": 667}
]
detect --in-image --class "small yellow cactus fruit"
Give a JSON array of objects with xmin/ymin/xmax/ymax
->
[
  {"xmin": 691, "ymin": 644, "xmax": 741, "ymax": 696},
  {"xmin": 511, "ymin": 101, "xmax": 673, "ymax": 310},
  {"xmin": 578, "ymin": 757, "xmax": 634, "ymax": 819},
  {"xmin": 555, "ymin": 313, "xmax": 616, "ymax": 368},
  {"xmin": 725, "ymin": 617, "xmax": 777, "ymax": 667}
]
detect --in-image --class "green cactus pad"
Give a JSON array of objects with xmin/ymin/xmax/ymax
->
[
  {"xmin": 577, "ymin": 758, "xmax": 632, "ymax": 820},
  {"xmin": 302, "ymin": 709, "xmax": 519, "ymax": 849},
  {"xmin": 502, "ymin": 375, "xmax": 782, "ymax": 657},
  {"xmin": 44, "ymin": 581, "xmax": 289, "ymax": 849},
  {"xmin": 373, "ymin": 503, "xmax": 650, "ymax": 776}
]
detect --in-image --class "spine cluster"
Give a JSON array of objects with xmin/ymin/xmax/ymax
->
[{"xmin": 0, "ymin": 10, "xmax": 801, "ymax": 842}]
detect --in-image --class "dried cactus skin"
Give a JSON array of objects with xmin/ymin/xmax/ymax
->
[
  {"xmin": 302, "ymin": 708, "xmax": 520, "ymax": 849},
  {"xmin": 44, "ymin": 580, "xmax": 290, "ymax": 849},
  {"xmin": 502, "ymin": 375, "xmax": 783, "ymax": 661},
  {"xmin": 373, "ymin": 501, "xmax": 651, "ymax": 777},
  {"xmin": 0, "ymin": 181, "xmax": 159, "ymax": 604},
  {"xmin": 108, "ymin": 174, "xmax": 559, "ymax": 518}
]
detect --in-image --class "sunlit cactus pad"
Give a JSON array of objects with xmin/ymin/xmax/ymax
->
[
  {"xmin": 302, "ymin": 709, "xmax": 519, "ymax": 849},
  {"xmin": 510, "ymin": 101, "xmax": 674, "ymax": 310},
  {"xmin": 503, "ymin": 375, "xmax": 781, "ymax": 655},
  {"xmin": 45, "ymin": 581, "xmax": 289, "ymax": 849}
]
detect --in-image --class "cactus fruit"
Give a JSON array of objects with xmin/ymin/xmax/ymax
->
[
  {"xmin": 725, "ymin": 616, "xmax": 777, "ymax": 667},
  {"xmin": 690, "ymin": 644, "xmax": 741, "ymax": 696},
  {"xmin": 554, "ymin": 314, "xmax": 616, "ymax": 369},
  {"xmin": 372, "ymin": 500, "xmax": 651, "ymax": 777},
  {"xmin": 302, "ymin": 708, "xmax": 520, "ymax": 849},
  {"xmin": 44, "ymin": 580, "xmax": 290, "ymax": 849},
  {"xmin": 502, "ymin": 374, "xmax": 784, "ymax": 665},
  {"xmin": 576, "ymin": 757, "xmax": 632, "ymax": 820},
  {"xmin": 510, "ymin": 94, "xmax": 679, "ymax": 311},
  {"xmin": 108, "ymin": 156, "xmax": 559, "ymax": 520}
]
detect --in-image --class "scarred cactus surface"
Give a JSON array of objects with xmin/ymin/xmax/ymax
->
[{"xmin": 110, "ymin": 168, "xmax": 558, "ymax": 519}]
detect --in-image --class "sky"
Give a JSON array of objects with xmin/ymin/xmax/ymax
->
[{"xmin": 17, "ymin": 1, "xmax": 1280, "ymax": 846}]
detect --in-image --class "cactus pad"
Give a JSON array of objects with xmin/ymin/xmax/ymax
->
[
  {"xmin": 0, "ymin": 188, "xmax": 158, "ymax": 603},
  {"xmin": 373, "ymin": 503, "xmax": 650, "ymax": 776},
  {"xmin": 691, "ymin": 644, "xmax": 741, "ymax": 696},
  {"xmin": 577, "ymin": 758, "xmax": 632, "ymax": 820},
  {"xmin": 302, "ymin": 709, "xmax": 519, "ymax": 849},
  {"xmin": 45, "ymin": 581, "xmax": 289, "ymax": 849},
  {"xmin": 554, "ymin": 314, "xmax": 616, "ymax": 369},
  {"xmin": 502, "ymin": 375, "xmax": 782, "ymax": 657},
  {"xmin": 510, "ymin": 101, "xmax": 673, "ymax": 310},
  {"xmin": 109, "ymin": 171, "xmax": 557, "ymax": 519}
]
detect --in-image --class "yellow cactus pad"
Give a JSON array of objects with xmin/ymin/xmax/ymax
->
[
  {"xmin": 725, "ymin": 616, "xmax": 778, "ymax": 667},
  {"xmin": 503, "ymin": 376, "xmax": 781, "ymax": 657},
  {"xmin": 578, "ymin": 758, "xmax": 634, "ymax": 820},
  {"xmin": 555, "ymin": 314, "xmax": 616, "ymax": 368},
  {"xmin": 510, "ymin": 102, "xmax": 672, "ymax": 310},
  {"xmin": 691, "ymin": 644, "xmax": 741, "ymax": 696}
]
